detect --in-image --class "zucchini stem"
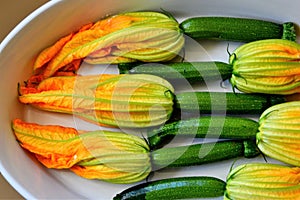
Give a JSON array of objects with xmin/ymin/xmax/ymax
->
[{"xmin": 282, "ymin": 22, "xmax": 297, "ymax": 41}]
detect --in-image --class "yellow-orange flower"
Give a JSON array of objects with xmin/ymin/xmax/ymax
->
[
  {"xmin": 225, "ymin": 163, "xmax": 300, "ymax": 199},
  {"xmin": 19, "ymin": 74, "xmax": 175, "ymax": 128},
  {"xmin": 257, "ymin": 101, "xmax": 300, "ymax": 166},
  {"xmin": 230, "ymin": 39, "xmax": 300, "ymax": 95},
  {"xmin": 33, "ymin": 11, "xmax": 184, "ymax": 79},
  {"xmin": 12, "ymin": 119, "xmax": 151, "ymax": 184}
]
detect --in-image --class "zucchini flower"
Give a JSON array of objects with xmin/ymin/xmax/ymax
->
[
  {"xmin": 230, "ymin": 39, "xmax": 300, "ymax": 95},
  {"xmin": 12, "ymin": 119, "xmax": 261, "ymax": 185},
  {"xmin": 18, "ymin": 74, "xmax": 174, "ymax": 128},
  {"xmin": 12, "ymin": 119, "xmax": 151, "ymax": 184},
  {"xmin": 33, "ymin": 11, "xmax": 184, "ymax": 79},
  {"xmin": 257, "ymin": 101, "xmax": 300, "ymax": 166},
  {"xmin": 225, "ymin": 163, "xmax": 300, "ymax": 199}
]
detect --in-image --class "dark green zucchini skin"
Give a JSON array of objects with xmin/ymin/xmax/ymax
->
[
  {"xmin": 175, "ymin": 92, "xmax": 286, "ymax": 115},
  {"xmin": 113, "ymin": 176, "xmax": 226, "ymax": 200},
  {"xmin": 147, "ymin": 116, "xmax": 258, "ymax": 149},
  {"xmin": 118, "ymin": 61, "xmax": 232, "ymax": 84},
  {"xmin": 151, "ymin": 140, "xmax": 259, "ymax": 169},
  {"xmin": 180, "ymin": 17, "xmax": 296, "ymax": 42}
]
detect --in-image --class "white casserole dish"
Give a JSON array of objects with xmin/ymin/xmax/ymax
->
[{"xmin": 0, "ymin": 0, "xmax": 299, "ymax": 199}]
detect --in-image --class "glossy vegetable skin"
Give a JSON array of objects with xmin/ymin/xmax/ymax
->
[
  {"xmin": 113, "ymin": 176, "xmax": 226, "ymax": 200},
  {"xmin": 118, "ymin": 61, "xmax": 232, "ymax": 84},
  {"xmin": 147, "ymin": 116, "xmax": 259, "ymax": 149},
  {"xmin": 180, "ymin": 17, "xmax": 296, "ymax": 42},
  {"xmin": 174, "ymin": 92, "xmax": 286, "ymax": 115},
  {"xmin": 115, "ymin": 163, "xmax": 300, "ymax": 200}
]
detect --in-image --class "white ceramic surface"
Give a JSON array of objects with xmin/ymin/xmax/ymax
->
[{"xmin": 0, "ymin": 0, "xmax": 299, "ymax": 199}]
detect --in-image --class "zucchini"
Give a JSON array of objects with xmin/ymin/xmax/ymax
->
[
  {"xmin": 113, "ymin": 176, "xmax": 226, "ymax": 200},
  {"xmin": 151, "ymin": 140, "xmax": 259, "ymax": 169},
  {"xmin": 118, "ymin": 61, "xmax": 232, "ymax": 84},
  {"xmin": 180, "ymin": 17, "xmax": 296, "ymax": 42},
  {"xmin": 175, "ymin": 91, "xmax": 286, "ymax": 115},
  {"xmin": 147, "ymin": 116, "xmax": 258, "ymax": 149}
]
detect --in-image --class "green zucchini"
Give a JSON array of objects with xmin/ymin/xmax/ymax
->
[
  {"xmin": 180, "ymin": 17, "xmax": 296, "ymax": 42},
  {"xmin": 113, "ymin": 176, "xmax": 226, "ymax": 200},
  {"xmin": 151, "ymin": 140, "xmax": 259, "ymax": 169},
  {"xmin": 147, "ymin": 116, "xmax": 258, "ymax": 149},
  {"xmin": 175, "ymin": 91, "xmax": 286, "ymax": 115},
  {"xmin": 118, "ymin": 61, "xmax": 232, "ymax": 84}
]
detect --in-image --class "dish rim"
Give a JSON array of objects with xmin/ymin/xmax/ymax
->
[{"xmin": 0, "ymin": 1, "xmax": 60, "ymax": 198}]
